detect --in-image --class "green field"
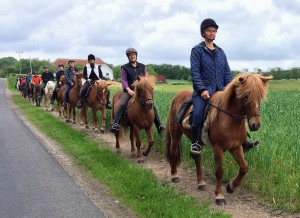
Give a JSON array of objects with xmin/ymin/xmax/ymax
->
[{"xmin": 9, "ymin": 76, "xmax": 300, "ymax": 212}]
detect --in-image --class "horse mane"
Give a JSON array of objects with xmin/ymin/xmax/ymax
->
[
  {"xmin": 94, "ymin": 80, "xmax": 110, "ymax": 89},
  {"xmin": 220, "ymin": 73, "xmax": 272, "ymax": 109},
  {"xmin": 133, "ymin": 76, "xmax": 155, "ymax": 98}
]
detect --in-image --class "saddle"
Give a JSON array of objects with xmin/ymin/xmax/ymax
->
[{"xmin": 176, "ymin": 98, "xmax": 213, "ymax": 147}]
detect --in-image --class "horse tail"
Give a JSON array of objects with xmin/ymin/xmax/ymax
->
[{"xmin": 164, "ymin": 99, "xmax": 182, "ymax": 167}]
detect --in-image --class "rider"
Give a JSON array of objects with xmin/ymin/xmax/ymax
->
[
  {"xmin": 110, "ymin": 48, "xmax": 165, "ymax": 134},
  {"xmin": 76, "ymin": 54, "xmax": 112, "ymax": 109},
  {"xmin": 26, "ymin": 73, "xmax": 32, "ymax": 84},
  {"xmin": 40, "ymin": 66, "xmax": 54, "ymax": 99},
  {"xmin": 50, "ymin": 63, "xmax": 65, "ymax": 105},
  {"xmin": 190, "ymin": 18, "xmax": 259, "ymax": 156},
  {"xmin": 63, "ymin": 60, "xmax": 78, "ymax": 106},
  {"xmin": 31, "ymin": 71, "xmax": 41, "ymax": 85}
]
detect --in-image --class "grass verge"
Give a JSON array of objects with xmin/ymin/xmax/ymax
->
[{"xmin": 7, "ymin": 78, "xmax": 229, "ymax": 217}]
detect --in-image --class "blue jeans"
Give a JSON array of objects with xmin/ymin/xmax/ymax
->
[{"xmin": 64, "ymin": 84, "xmax": 72, "ymax": 103}]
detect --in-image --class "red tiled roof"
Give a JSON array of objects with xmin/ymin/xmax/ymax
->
[{"xmin": 52, "ymin": 57, "xmax": 106, "ymax": 67}]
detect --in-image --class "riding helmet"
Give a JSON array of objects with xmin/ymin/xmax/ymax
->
[
  {"xmin": 58, "ymin": 63, "xmax": 64, "ymax": 68},
  {"xmin": 88, "ymin": 54, "xmax": 96, "ymax": 61},
  {"xmin": 44, "ymin": 65, "xmax": 49, "ymax": 69},
  {"xmin": 200, "ymin": 18, "xmax": 219, "ymax": 36},
  {"xmin": 68, "ymin": 60, "xmax": 75, "ymax": 64},
  {"xmin": 126, "ymin": 47, "xmax": 138, "ymax": 57}
]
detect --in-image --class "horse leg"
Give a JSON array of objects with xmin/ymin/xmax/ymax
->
[
  {"xmin": 226, "ymin": 146, "xmax": 248, "ymax": 193},
  {"xmin": 168, "ymin": 128, "xmax": 183, "ymax": 183},
  {"xmin": 133, "ymin": 126, "xmax": 143, "ymax": 163},
  {"xmin": 81, "ymin": 107, "xmax": 89, "ymax": 129},
  {"xmin": 66, "ymin": 104, "xmax": 72, "ymax": 123},
  {"xmin": 214, "ymin": 146, "xmax": 226, "ymax": 206},
  {"xmin": 92, "ymin": 109, "xmax": 99, "ymax": 133},
  {"xmin": 72, "ymin": 107, "xmax": 76, "ymax": 124},
  {"xmin": 129, "ymin": 126, "xmax": 136, "ymax": 158},
  {"xmin": 115, "ymin": 129, "xmax": 121, "ymax": 154},
  {"xmin": 142, "ymin": 127, "xmax": 154, "ymax": 157},
  {"xmin": 195, "ymin": 152, "xmax": 206, "ymax": 191},
  {"xmin": 99, "ymin": 108, "xmax": 106, "ymax": 133}
]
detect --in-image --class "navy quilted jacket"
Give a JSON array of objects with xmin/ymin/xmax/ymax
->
[{"xmin": 190, "ymin": 41, "xmax": 233, "ymax": 96}]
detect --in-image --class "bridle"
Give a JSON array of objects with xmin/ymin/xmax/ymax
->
[
  {"xmin": 208, "ymin": 97, "xmax": 260, "ymax": 121},
  {"xmin": 90, "ymin": 82, "xmax": 107, "ymax": 106},
  {"xmin": 132, "ymin": 87, "xmax": 154, "ymax": 110}
]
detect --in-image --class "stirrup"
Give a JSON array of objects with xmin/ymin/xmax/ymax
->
[
  {"xmin": 190, "ymin": 142, "xmax": 201, "ymax": 155},
  {"xmin": 110, "ymin": 123, "xmax": 120, "ymax": 133},
  {"xmin": 157, "ymin": 125, "xmax": 165, "ymax": 134},
  {"xmin": 76, "ymin": 102, "xmax": 83, "ymax": 109},
  {"xmin": 242, "ymin": 140, "xmax": 260, "ymax": 153}
]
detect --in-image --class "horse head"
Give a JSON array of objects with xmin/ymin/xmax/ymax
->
[
  {"xmin": 46, "ymin": 81, "xmax": 55, "ymax": 95},
  {"xmin": 94, "ymin": 80, "xmax": 111, "ymax": 106},
  {"xmin": 74, "ymin": 73, "xmax": 83, "ymax": 89},
  {"xmin": 60, "ymin": 75, "xmax": 66, "ymax": 85},
  {"xmin": 230, "ymin": 74, "xmax": 272, "ymax": 131},
  {"xmin": 133, "ymin": 76, "xmax": 155, "ymax": 110}
]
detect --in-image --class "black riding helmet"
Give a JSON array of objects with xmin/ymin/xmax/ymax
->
[
  {"xmin": 58, "ymin": 63, "xmax": 64, "ymax": 68},
  {"xmin": 200, "ymin": 18, "xmax": 219, "ymax": 37},
  {"xmin": 126, "ymin": 48, "xmax": 137, "ymax": 57},
  {"xmin": 88, "ymin": 54, "xmax": 96, "ymax": 61}
]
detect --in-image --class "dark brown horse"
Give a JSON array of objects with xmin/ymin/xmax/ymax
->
[
  {"xmin": 32, "ymin": 84, "xmax": 42, "ymax": 107},
  {"xmin": 28, "ymin": 82, "xmax": 35, "ymax": 103},
  {"xmin": 80, "ymin": 80, "xmax": 111, "ymax": 133},
  {"xmin": 55, "ymin": 75, "xmax": 66, "ymax": 116},
  {"xmin": 65, "ymin": 73, "xmax": 83, "ymax": 123},
  {"xmin": 112, "ymin": 76, "xmax": 155, "ymax": 163},
  {"xmin": 164, "ymin": 73, "xmax": 272, "ymax": 205}
]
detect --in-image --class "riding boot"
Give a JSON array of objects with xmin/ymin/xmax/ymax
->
[
  {"xmin": 76, "ymin": 89, "xmax": 86, "ymax": 109},
  {"xmin": 153, "ymin": 105, "xmax": 165, "ymax": 134},
  {"xmin": 242, "ymin": 140, "xmax": 260, "ymax": 153},
  {"xmin": 190, "ymin": 124, "xmax": 202, "ymax": 157},
  {"xmin": 110, "ymin": 104, "xmax": 127, "ymax": 132}
]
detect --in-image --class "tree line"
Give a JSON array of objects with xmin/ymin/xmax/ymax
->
[{"xmin": 1, "ymin": 57, "xmax": 300, "ymax": 81}]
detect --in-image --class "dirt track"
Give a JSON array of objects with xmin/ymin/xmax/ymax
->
[{"xmin": 7, "ymin": 87, "xmax": 300, "ymax": 218}]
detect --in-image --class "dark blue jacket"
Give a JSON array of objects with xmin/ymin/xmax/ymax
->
[
  {"xmin": 190, "ymin": 41, "xmax": 233, "ymax": 96},
  {"xmin": 64, "ymin": 67, "xmax": 78, "ymax": 85}
]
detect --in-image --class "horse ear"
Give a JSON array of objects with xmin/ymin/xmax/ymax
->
[
  {"xmin": 238, "ymin": 77, "xmax": 246, "ymax": 84},
  {"xmin": 260, "ymin": 75, "xmax": 273, "ymax": 83},
  {"xmin": 106, "ymin": 81, "xmax": 112, "ymax": 86},
  {"xmin": 137, "ymin": 75, "xmax": 142, "ymax": 81}
]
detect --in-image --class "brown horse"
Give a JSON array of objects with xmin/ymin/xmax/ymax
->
[
  {"xmin": 80, "ymin": 80, "xmax": 111, "ymax": 133},
  {"xmin": 65, "ymin": 73, "xmax": 83, "ymax": 123},
  {"xmin": 32, "ymin": 84, "xmax": 42, "ymax": 107},
  {"xmin": 56, "ymin": 75, "xmax": 67, "ymax": 117},
  {"xmin": 112, "ymin": 76, "xmax": 155, "ymax": 163},
  {"xmin": 164, "ymin": 73, "xmax": 272, "ymax": 205}
]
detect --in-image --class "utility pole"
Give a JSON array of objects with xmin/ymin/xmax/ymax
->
[
  {"xmin": 29, "ymin": 55, "xmax": 32, "ymax": 74},
  {"xmin": 16, "ymin": 51, "xmax": 23, "ymax": 75}
]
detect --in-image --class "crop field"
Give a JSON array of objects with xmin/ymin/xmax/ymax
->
[{"xmin": 109, "ymin": 79, "xmax": 300, "ymax": 212}]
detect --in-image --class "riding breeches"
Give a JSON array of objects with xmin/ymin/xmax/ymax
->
[
  {"xmin": 191, "ymin": 93, "xmax": 208, "ymax": 127},
  {"xmin": 64, "ymin": 84, "xmax": 72, "ymax": 103}
]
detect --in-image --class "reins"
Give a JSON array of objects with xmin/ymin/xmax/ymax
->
[{"xmin": 208, "ymin": 102, "xmax": 247, "ymax": 120}]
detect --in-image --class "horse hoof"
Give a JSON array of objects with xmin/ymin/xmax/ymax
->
[
  {"xmin": 215, "ymin": 199, "xmax": 227, "ymax": 206},
  {"xmin": 73, "ymin": 121, "xmax": 76, "ymax": 124},
  {"xmin": 66, "ymin": 120, "xmax": 71, "ymax": 123},
  {"xmin": 94, "ymin": 129, "xmax": 100, "ymax": 134},
  {"xmin": 198, "ymin": 185, "xmax": 206, "ymax": 191},
  {"xmin": 85, "ymin": 126, "xmax": 89, "ymax": 129},
  {"xmin": 226, "ymin": 183, "xmax": 234, "ymax": 193},
  {"xmin": 80, "ymin": 123, "xmax": 84, "ymax": 126},
  {"xmin": 116, "ymin": 150, "xmax": 121, "ymax": 154},
  {"xmin": 138, "ymin": 160, "xmax": 144, "ymax": 164},
  {"xmin": 142, "ymin": 151, "xmax": 148, "ymax": 157},
  {"xmin": 100, "ymin": 129, "xmax": 105, "ymax": 133},
  {"xmin": 130, "ymin": 153, "xmax": 136, "ymax": 158},
  {"xmin": 171, "ymin": 177, "xmax": 180, "ymax": 183}
]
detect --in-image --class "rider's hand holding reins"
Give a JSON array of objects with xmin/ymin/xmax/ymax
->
[{"xmin": 200, "ymin": 90, "xmax": 210, "ymax": 100}]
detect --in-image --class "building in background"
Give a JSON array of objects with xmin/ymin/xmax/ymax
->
[{"xmin": 52, "ymin": 57, "xmax": 114, "ymax": 80}]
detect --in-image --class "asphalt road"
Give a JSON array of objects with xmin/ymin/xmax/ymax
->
[{"xmin": 0, "ymin": 78, "xmax": 105, "ymax": 217}]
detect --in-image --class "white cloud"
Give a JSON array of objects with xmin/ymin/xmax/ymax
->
[{"xmin": 0, "ymin": 0, "xmax": 299, "ymax": 71}]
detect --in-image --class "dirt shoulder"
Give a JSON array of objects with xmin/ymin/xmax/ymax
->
[{"xmin": 6, "ymin": 86, "xmax": 299, "ymax": 218}]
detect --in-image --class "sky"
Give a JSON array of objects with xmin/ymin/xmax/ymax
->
[{"xmin": 0, "ymin": 0, "xmax": 300, "ymax": 72}]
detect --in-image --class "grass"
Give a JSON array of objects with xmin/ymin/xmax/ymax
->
[{"xmin": 7, "ymin": 76, "xmax": 229, "ymax": 218}]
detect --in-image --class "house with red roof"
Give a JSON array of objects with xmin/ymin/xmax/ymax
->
[{"xmin": 52, "ymin": 57, "xmax": 114, "ymax": 80}]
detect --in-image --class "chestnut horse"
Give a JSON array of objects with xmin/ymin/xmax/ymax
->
[
  {"xmin": 54, "ymin": 75, "xmax": 66, "ymax": 116},
  {"xmin": 80, "ymin": 80, "xmax": 111, "ymax": 133},
  {"xmin": 112, "ymin": 76, "xmax": 155, "ymax": 163},
  {"xmin": 65, "ymin": 73, "xmax": 83, "ymax": 123},
  {"xmin": 164, "ymin": 74, "xmax": 272, "ymax": 205}
]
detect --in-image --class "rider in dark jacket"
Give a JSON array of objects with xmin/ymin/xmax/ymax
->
[
  {"xmin": 63, "ymin": 60, "xmax": 78, "ymax": 106},
  {"xmin": 50, "ymin": 63, "xmax": 65, "ymax": 104},
  {"xmin": 110, "ymin": 48, "xmax": 165, "ymax": 134},
  {"xmin": 76, "ymin": 54, "xmax": 111, "ymax": 109},
  {"xmin": 40, "ymin": 66, "xmax": 54, "ymax": 99}
]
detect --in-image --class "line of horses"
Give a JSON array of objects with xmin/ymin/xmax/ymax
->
[{"xmin": 18, "ymin": 73, "xmax": 272, "ymax": 205}]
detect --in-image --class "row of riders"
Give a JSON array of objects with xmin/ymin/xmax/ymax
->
[{"xmin": 15, "ymin": 18, "xmax": 273, "ymax": 205}]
